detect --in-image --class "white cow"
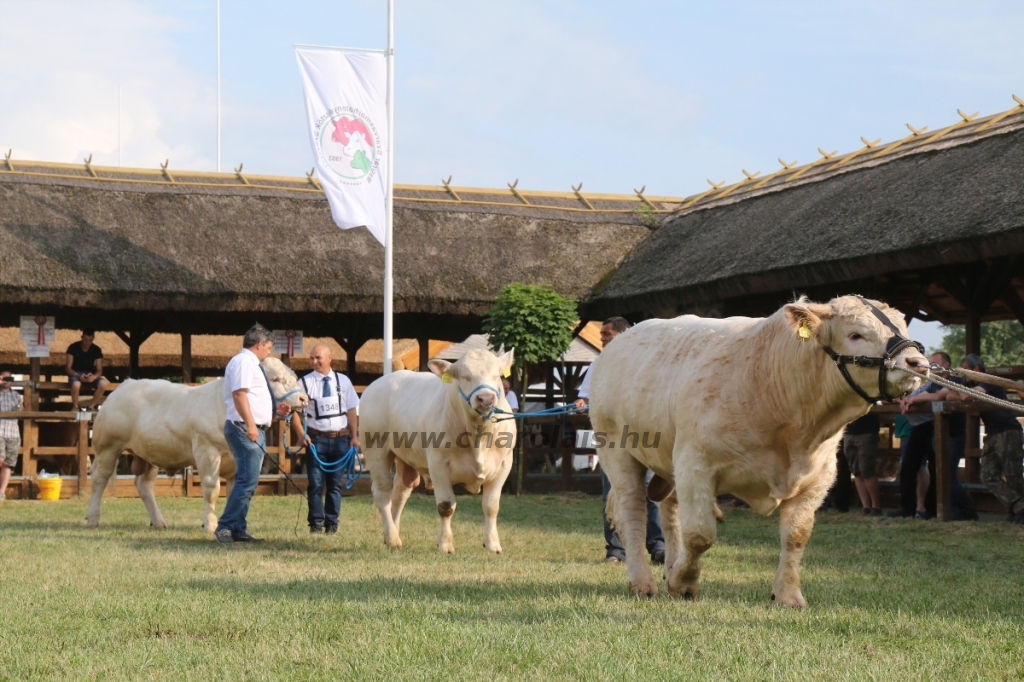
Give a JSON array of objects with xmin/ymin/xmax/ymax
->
[
  {"xmin": 590, "ymin": 296, "xmax": 927, "ymax": 606},
  {"xmin": 85, "ymin": 357, "xmax": 308, "ymax": 532},
  {"xmin": 360, "ymin": 348, "xmax": 517, "ymax": 553}
]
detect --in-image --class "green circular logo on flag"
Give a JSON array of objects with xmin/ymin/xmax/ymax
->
[{"xmin": 318, "ymin": 109, "xmax": 380, "ymax": 181}]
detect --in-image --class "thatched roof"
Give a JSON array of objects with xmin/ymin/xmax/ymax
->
[
  {"xmin": 582, "ymin": 103, "xmax": 1024, "ymax": 323},
  {"xmin": 0, "ymin": 159, "xmax": 653, "ymax": 340}
]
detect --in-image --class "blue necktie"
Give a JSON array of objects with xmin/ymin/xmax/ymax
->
[{"xmin": 322, "ymin": 375, "xmax": 332, "ymax": 397}]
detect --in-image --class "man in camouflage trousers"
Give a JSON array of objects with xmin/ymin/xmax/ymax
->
[{"xmin": 953, "ymin": 354, "xmax": 1024, "ymax": 524}]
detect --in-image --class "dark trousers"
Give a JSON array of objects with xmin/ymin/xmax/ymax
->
[
  {"xmin": 947, "ymin": 434, "xmax": 978, "ymax": 520},
  {"xmin": 601, "ymin": 470, "xmax": 665, "ymax": 560},
  {"xmin": 900, "ymin": 422, "xmax": 936, "ymax": 516},
  {"xmin": 307, "ymin": 434, "xmax": 349, "ymax": 530},
  {"xmin": 824, "ymin": 441, "xmax": 852, "ymax": 512}
]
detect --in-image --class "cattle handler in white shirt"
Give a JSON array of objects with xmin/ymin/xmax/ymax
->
[
  {"xmin": 215, "ymin": 324, "xmax": 292, "ymax": 544},
  {"xmin": 291, "ymin": 343, "xmax": 360, "ymax": 534}
]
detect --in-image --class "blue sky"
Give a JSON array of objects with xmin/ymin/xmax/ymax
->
[{"xmin": 3, "ymin": 0, "xmax": 1022, "ymax": 347}]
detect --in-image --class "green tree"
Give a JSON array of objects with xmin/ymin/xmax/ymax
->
[
  {"xmin": 931, "ymin": 320, "xmax": 1024, "ymax": 367},
  {"xmin": 482, "ymin": 283, "xmax": 578, "ymax": 366}
]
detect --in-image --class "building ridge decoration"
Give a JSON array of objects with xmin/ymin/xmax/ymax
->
[{"xmin": 2, "ymin": 95, "xmax": 1023, "ymax": 218}]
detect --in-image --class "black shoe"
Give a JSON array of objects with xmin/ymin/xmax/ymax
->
[
  {"xmin": 310, "ymin": 526, "xmax": 323, "ymax": 535},
  {"xmin": 885, "ymin": 508, "xmax": 914, "ymax": 518},
  {"xmin": 214, "ymin": 528, "xmax": 234, "ymax": 544},
  {"xmin": 1014, "ymin": 510, "xmax": 1024, "ymax": 525},
  {"xmin": 233, "ymin": 532, "xmax": 264, "ymax": 542},
  {"xmin": 604, "ymin": 555, "xmax": 623, "ymax": 564},
  {"xmin": 325, "ymin": 526, "xmax": 338, "ymax": 535},
  {"xmin": 870, "ymin": 508, "xmax": 883, "ymax": 516},
  {"xmin": 650, "ymin": 549, "xmax": 666, "ymax": 565},
  {"xmin": 862, "ymin": 507, "xmax": 871, "ymax": 515},
  {"xmin": 914, "ymin": 511, "xmax": 931, "ymax": 520}
]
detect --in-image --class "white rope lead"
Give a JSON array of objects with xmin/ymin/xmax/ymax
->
[{"xmin": 890, "ymin": 364, "xmax": 1024, "ymax": 413}]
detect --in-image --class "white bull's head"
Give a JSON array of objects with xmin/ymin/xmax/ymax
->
[
  {"xmin": 785, "ymin": 295, "xmax": 928, "ymax": 401},
  {"xmin": 429, "ymin": 348, "xmax": 515, "ymax": 418},
  {"xmin": 261, "ymin": 357, "xmax": 310, "ymax": 410}
]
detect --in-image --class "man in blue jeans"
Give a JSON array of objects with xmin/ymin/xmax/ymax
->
[
  {"xmin": 216, "ymin": 324, "xmax": 292, "ymax": 544},
  {"xmin": 575, "ymin": 316, "xmax": 665, "ymax": 564},
  {"xmin": 291, "ymin": 344, "xmax": 360, "ymax": 534}
]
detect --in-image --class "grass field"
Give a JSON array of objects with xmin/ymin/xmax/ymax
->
[{"xmin": 1, "ymin": 492, "xmax": 1023, "ymax": 680}]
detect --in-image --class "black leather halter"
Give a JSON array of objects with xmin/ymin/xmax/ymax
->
[{"xmin": 821, "ymin": 297, "xmax": 925, "ymax": 403}]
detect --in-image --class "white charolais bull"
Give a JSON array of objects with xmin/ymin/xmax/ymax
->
[
  {"xmin": 590, "ymin": 296, "xmax": 927, "ymax": 606},
  {"xmin": 85, "ymin": 357, "xmax": 308, "ymax": 533},
  {"xmin": 360, "ymin": 348, "xmax": 517, "ymax": 553}
]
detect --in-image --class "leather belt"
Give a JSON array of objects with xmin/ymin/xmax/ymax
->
[
  {"xmin": 309, "ymin": 427, "xmax": 349, "ymax": 438},
  {"xmin": 230, "ymin": 420, "xmax": 270, "ymax": 430}
]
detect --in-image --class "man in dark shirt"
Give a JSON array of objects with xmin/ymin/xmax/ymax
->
[
  {"xmin": 952, "ymin": 354, "xmax": 1024, "ymax": 524},
  {"xmin": 65, "ymin": 329, "xmax": 109, "ymax": 411}
]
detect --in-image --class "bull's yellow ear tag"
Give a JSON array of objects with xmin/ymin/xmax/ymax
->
[
  {"xmin": 503, "ymin": 367, "xmax": 511, "ymax": 378},
  {"xmin": 798, "ymin": 323, "xmax": 813, "ymax": 340},
  {"xmin": 441, "ymin": 373, "xmax": 453, "ymax": 384}
]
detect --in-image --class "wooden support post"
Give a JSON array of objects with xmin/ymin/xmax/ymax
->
[
  {"xmin": 78, "ymin": 419, "xmax": 90, "ymax": 496},
  {"xmin": 29, "ymin": 357, "xmax": 40, "ymax": 389},
  {"xmin": 934, "ymin": 407, "xmax": 951, "ymax": 522},
  {"xmin": 22, "ymin": 382, "xmax": 37, "ymax": 486},
  {"xmin": 964, "ymin": 302, "xmax": 982, "ymax": 356},
  {"xmin": 279, "ymin": 353, "xmax": 291, "ymax": 368},
  {"xmin": 418, "ymin": 336, "xmax": 430, "ymax": 371},
  {"xmin": 181, "ymin": 332, "xmax": 192, "ymax": 384}
]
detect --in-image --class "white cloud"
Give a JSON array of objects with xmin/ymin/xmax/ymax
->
[{"xmin": 0, "ymin": 0, "xmax": 214, "ymax": 169}]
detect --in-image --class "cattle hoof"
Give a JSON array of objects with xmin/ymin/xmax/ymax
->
[
  {"xmin": 628, "ymin": 581, "xmax": 658, "ymax": 598},
  {"xmin": 770, "ymin": 592, "xmax": 807, "ymax": 608}
]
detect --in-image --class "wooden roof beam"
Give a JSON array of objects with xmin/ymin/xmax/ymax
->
[
  {"xmin": 3, "ymin": 150, "xmax": 12, "ymax": 172},
  {"xmin": 829, "ymin": 137, "xmax": 881, "ymax": 170},
  {"xmin": 678, "ymin": 179, "xmax": 725, "ymax": 210},
  {"xmin": 234, "ymin": 163, "xmax": 250, "ymax": 186},
  {"xmin": 305, "ymin": 168, "xmax": 320, "ymax": 190},
  {"xmin": 507, "ymin": 179, "xmax": 529, "ymax": 205},
  {"xmin": 160, "ymin": 159, "xmax": 175, "ymax": 184},
  {"xmin": 785, "ymin": 148, "xmax": 837, "ymax": 183},
  {"xmin": 441, "ymin": 176, "xmax": 461, "ymax": 202},
  {"xmin": 750, "ymin": 159, "xmax": 797, "ymax": 190},
  {"xmin": 712, "ymin": 170, "xmax": 760, "ymax": 201},
  {"xmin": 871, "ymin": 124, "xmax": 929, "ymax": 159},
  {"xmin": 572, "ymin": 183, "xmax": 595, "ymax": 210},
  {"xmin": 83, "ymin": 154, "xmax": 98, "ymax": 178},
  {"xmin": 975, "ymin": 95, "xmax": 1024, "ymax": 132}
]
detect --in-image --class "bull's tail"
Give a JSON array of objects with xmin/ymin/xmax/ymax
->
[{"xmin": 605, "ymin": 486, "xmax": 621, "ymax": 532}]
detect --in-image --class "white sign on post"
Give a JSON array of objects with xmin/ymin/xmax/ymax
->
[
  {"xmin": 25, "ymin": 342, "xmax": 50, "ymax": 358},
  {"xmin": 20, "ymin": 316, "xmax": 55, "ymax": 345},
  {"xmin": 273, "ymin": 330, "xmax": 303, "ymax": 357}
]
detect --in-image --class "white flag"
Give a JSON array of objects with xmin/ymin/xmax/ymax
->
[{"xmin": 296, "ymin": 48, "xmax": 388, "ymax": 246}]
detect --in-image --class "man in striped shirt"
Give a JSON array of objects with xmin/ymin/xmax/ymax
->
[{"xmin": 0, "ymin": 371, "xmax": 23, "ymax": 500}]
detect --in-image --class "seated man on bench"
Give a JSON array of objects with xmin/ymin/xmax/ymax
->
[{"xmin": 66, "ymin": 329, "xmax": 109, "ymax": 411}]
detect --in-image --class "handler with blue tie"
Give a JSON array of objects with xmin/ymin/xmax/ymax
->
[{"xmin": 292, "ymin": 343, "xmax": 361, "ymax": 534}]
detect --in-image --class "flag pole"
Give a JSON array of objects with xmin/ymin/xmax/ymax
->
[
  {"xmin": 382, "ymin": 0, "xmax": 394, "ymax": 375},
  {"xmin": 216, "ymin": 0, "xmax": 221, "ymax": 173}
]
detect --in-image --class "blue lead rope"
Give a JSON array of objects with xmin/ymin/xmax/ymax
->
[
  {"xmin": 489, "ymin": 403, "xmax": 588, "ymax": 422},
  {"xmin": 284, "ymin": 414, "xmax": 363, "ymax": 489}
]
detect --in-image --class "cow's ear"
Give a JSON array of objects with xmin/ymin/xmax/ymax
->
[
  {"xmin": 784, "ymin": 302, "xmax": 833, "ymax": 340},
  {"xmin": 498, "ymin": 349, "xmax": 514, "ymax": 377},
  {"xmin": 428, "ymin": 359, "xmax": 453, "ymax": 378}
]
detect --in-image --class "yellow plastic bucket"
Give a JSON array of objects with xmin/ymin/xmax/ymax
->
[{"xmin": 37, "ymin": 477, "xmax": 62, "ymax": 501}]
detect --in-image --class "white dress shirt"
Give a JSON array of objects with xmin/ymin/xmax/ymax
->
[
  {"xmin": 301, "ymin": 370, "xmax": 360, "ymax": 432},
  {"xmin": 506, "ymin": 390, "xmax": 519, "ymax": 411},
  {"xmin": 224, "ymin": 348, "xmax": 273, "ymax": 426},
  {"xmin": 578, "ymin": 366, "xmax": 592, "ymax": 400}
]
